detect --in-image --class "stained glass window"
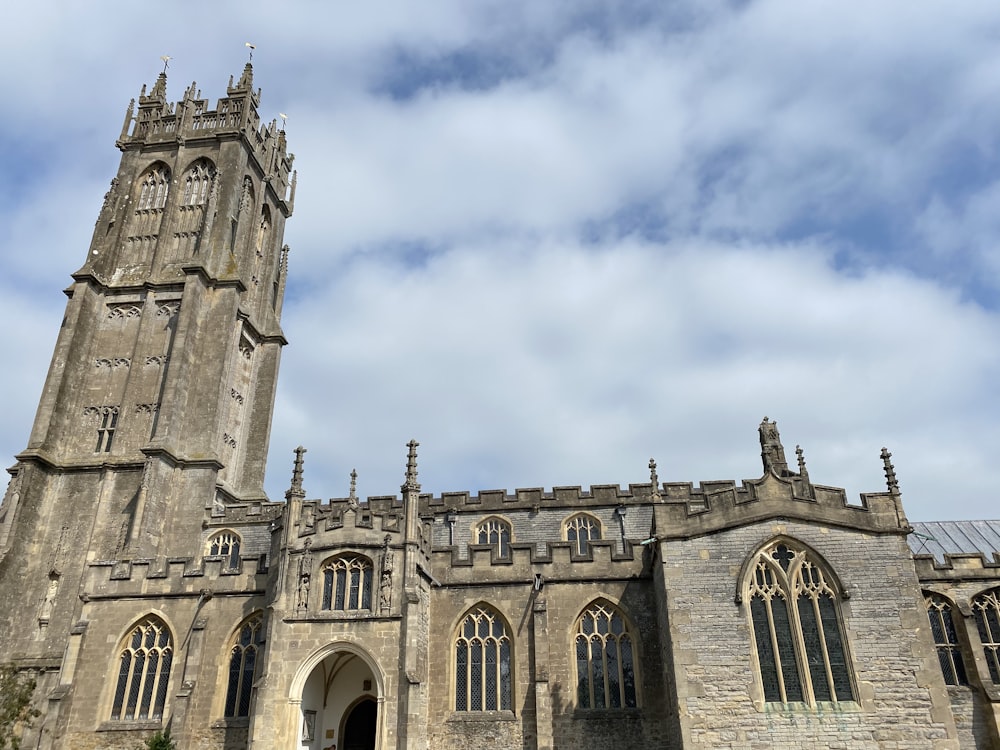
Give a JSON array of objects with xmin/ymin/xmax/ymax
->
[
  {"xmin": 455, "ymin": 605, "xmax": 512, "ymax": 711},
  {"xmin": 208, "ymin": 531, "xmax": 241, "ymax": 569},
  {"xmin": 926, "ymin": 595, "xmax": 967, "ymax": 686},
  {"xmin": 746, "ymin": 541, "xmax": 854, "ymax": 704},
  {"xmin": 476, "ymin": 519, "xmax": 511, "ymax": 558},
  {"xmin": 574, "ymin": 600, "xmax": 637, "ymax": 709},
  {"xmin": 972, "ymin": 589, "xmax": 1000, "ymax": 684},
  {"xmin": 321, "ymin": 555, "xmax": 373, "ymax": 611},
  {"xmin": 224, "ymin": 613, "xmax": 263, "ymax": 718},
  {"xmin": 566, "ymin": 514, "xmax": 601, "ymax": 556},
  {"xmin": 110, "ymin": 617, "xmax": 173, "ymax": 720}
]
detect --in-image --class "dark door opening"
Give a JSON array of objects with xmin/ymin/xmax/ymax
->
[{"xmin": 342, "ymin": 698, "xmax": 376, "ymax": 750}]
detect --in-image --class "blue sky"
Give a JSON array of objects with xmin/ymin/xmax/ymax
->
[{"xmin": 0, "ymin": 1, "xmax": 998, "ymax": 519}]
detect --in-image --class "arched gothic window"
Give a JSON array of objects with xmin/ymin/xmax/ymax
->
[
  {"xmin": 455, "ymin": 605, "xmax": 512, "ymax": 712},
  {"xmin": 110, "ymin": 616, "xmax": 173, "ymax": 720},
  {"xmin": 136, "ymin": 165, "xmax": 170, "ymax": 210},
  {"xmin": 321, "ymin": 554, "xmax": 373, "ymax": 611},
  {"xmin": 745, "ymin": 541, "xmax": 854, "ymax": 704},
  {"xmin": 566, "ymin": 514, "xmax": 601, "ymax": 555},
  {"xmin": 926, "ymin": 594, "xmax": 967, "ymax": 686},
  {"xmin": 574, "ymin": 600, "xmax": 637, "ymax": 709},
  {"xmin": 224, "ymin": 613, "xmax": 263, "ymax": 718},
  {"xmin": 476, "ymin": 518, "xmax": 511, "ymax": 557},
  {"xmin": 181, "ymin": 159, "xmax": 215, "ymax": 205},
  {"xmin": 972, "ymin": 588, "xmax": 1000, "ymax": 684},
  {"xmin": 207, "ymin": 531, "xmax": 241, "ymax": 569}
]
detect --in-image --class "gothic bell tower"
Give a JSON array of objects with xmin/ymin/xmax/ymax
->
[{"xmin": 0, "ymin": 61, "xmax": 295, "ymax": 665}]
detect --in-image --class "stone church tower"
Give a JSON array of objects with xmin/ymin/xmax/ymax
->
[{"xmin": 0, "ymin": 62, "xmax": 295, "ymax": 748}]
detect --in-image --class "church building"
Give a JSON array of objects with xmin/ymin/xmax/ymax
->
[{"xmin": 1, "ymin": 64, "xmax": 999, "ymax": 750}]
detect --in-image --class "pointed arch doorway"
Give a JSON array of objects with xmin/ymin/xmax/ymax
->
[{"xmin": 293, "ymin": 643, "xmax": 383, "ymax": 750}]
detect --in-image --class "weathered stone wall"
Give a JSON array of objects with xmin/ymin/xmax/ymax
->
[{"xmin": 660, "ymin": 520, "xmax": 960, "ymax": 749}]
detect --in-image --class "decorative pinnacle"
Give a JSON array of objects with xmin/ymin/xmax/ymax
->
[
  {"xmin": 795, "ymin": 445, "xmax": 809, "ymax": 479},
  {"xmin": 649, "ymin": 458, "xmax": 661, "ymax": 500},
  {"xmin": 349, "ymin": 468, "xmax": 358, "ymax": 501},
  {"xmin": 402, "ymin": 439, "xmax": 420, "ymax": 492},
  {"xmin": 287, "ymin": 445, "xmax": 307, "ymax": 498},
  {"xmin": 881, "ymin": 447, "xmax": 899, "ymax": 495}
]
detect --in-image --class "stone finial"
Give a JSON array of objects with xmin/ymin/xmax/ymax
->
[
  {"xmin": 349, "ymin": 468, "xmax": 358, "ymax": 501},
  {"xmin": 795, "ymin": 445, "xmax": 809, "ymax": 480},
  {"xmin": 881, "ymin": 447, "xmax": 899, "ymax": 495},
  {"xmin": 759, "ymin": 416, "xmax": 790, "ymax": 476},
  {"xmin": 402, "ymin": 439, "xmax": 420, "ymax": 493},
  {"xmin": 237, "ymin": 62, "xmax": 253, "ymax": 90},
  {"xmin": 148, "ymin": 71, "xmax": 167, "ymax": 102},
  {"xmin": 649, "ymin": 458, "xmax": 661, "ymax": 501},
  {"xmin": 119, "ymin": 99, "xmax": 135, "ymax": 140},
  {"xmin": 286, "ymin": 446, "xmax": 306, "ymax": 499}
]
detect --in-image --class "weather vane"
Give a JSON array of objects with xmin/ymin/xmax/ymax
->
[
  {"xmin": 245, "ymin": 42, "xmax": 256, "ymax": 63},
  {"xmin": 279, "ymin": 112, "xmax": 287, "ymax": 131},
  {"xmin": 160, "ymin": 55, "xmax": 171, "ymax": 74}
]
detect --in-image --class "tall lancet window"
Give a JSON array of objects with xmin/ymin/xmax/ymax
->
[
  {"xmin": 745, "ymin": 540, "xmax": 854, "ymax": 704},
  {"xmin": 972, "ymin": 588, "xmax": 1000, "ymax": 684},
  {"xmin": 574, "ymin": 599, "xmax": 638, "ymax": 709},
  {"xmin": 224, "ymin": 613, "xmax": 264, "ymax": 718},
  {"xmin": 455, "ymin": 604, "xmax": 512, "ymax": 712},
  {"xmin": 110, "ymin": 616, "xmax": 173, "ymax": 721}
]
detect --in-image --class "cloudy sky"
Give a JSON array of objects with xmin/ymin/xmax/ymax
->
[{"xmin": 1, "ymin": 2, "xmax": 998, "ymax": 521}]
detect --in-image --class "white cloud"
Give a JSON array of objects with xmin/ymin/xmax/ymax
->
[{"xmin": 0, "ymin": 1, "xmax": 998, "ymax": 522}]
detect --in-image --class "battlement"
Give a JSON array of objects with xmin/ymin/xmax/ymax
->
[
  {"xmin": 654, "ymin": 471, "xmax": 909, "ymax": 538},
  {"xmin": 913, "ymin": 551, "xmax": 1000, "ymax": 580},
  {"xmin": 425, "ymin": 484, "xmax": 645, "ymax": 510},
  {"xmin": 207, "ymin": 498, "xmax": 284, "ymax": 525},
  {"xmin": 82, "ymin": 552, "xmax": 269, "ymax": 598},
  {"xmin": 118, "ymin": 65, "xmax": 294, "ymax": 206}
]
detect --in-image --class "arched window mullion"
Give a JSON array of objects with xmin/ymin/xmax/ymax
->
[
  {"xmin": 748, "ymin": 542, "xmax": 854, "ymax": 706},
  {"xmin": 763, "ymin": 592, "xmax": 789, "ymax": 702},
  {"xmin": 455, "ymin": 606, "xmax": 512, "ymax": 712}
]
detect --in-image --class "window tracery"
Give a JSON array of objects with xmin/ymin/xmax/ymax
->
[
  {"xmin": 224, "ymin": 613, "xmax": 263, "ymax": 718},
  {"xmin": 926, "ymin": 594, "xmax": 967, "ymax": 686},
  {"xmin": 207, "ymin": 531, "xmax": 242, "ymax": 569},
  {"xmin": 181, "ymin": 159, "xmax": 215, "ymax": 205},
  {"xmin": 476, "ymin": 518, "xmax": 511, "ymax": 557},
  {"xmin": 110, "ymin": 616, "xmax": 173, "ymax": 721},
  {"xmin": 455, "ymin": 605, "xmax": 512, "ymax": 712},
  {"xmin": 574, "ymin": 600, "xmax": 637, "ymax": 709},
  {"xmin": 972, "ymin": 588, "xmax": 1000, "ymax": 684},
  {"xmin": 321, "ymin": 554, "xmax": 373, "ymax": 611},
  {"xmin": 566, "ymin": 514, "xmax": 601, "ymax": 555},
  {"xmin": 136, "ymin": 165, "xmax": 170, "ymax": 210},
  {"xmin": 745, "ymin": 541, "xmax": 854, "ymax": 704},
  {"xmin": 96, "ymin": 406, "xmax": 119, "ymax": 453}
]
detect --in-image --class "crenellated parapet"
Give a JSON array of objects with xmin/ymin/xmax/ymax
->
[
  {"xmin": 81, "ymin": 552, "xmax": 269, "ymax": 600},
  {"xmin": 653, "ymin": 471, "xmax": 909, "ymax": 539},
  {"xmin": 914, "ymin": 551, "xmax": 1000, "ymax": 583},
  {"xmin": 206, "ymin": 498, "xmax": 284, "ymax": 525},
  {"xmin": 425, "ymin": 483, "xmax": 648, "ymax": 511}
]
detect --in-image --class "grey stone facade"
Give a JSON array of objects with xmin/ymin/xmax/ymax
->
[{"xmin": 0, "ymin": 66, "xmax": 998, "ymax": 750}]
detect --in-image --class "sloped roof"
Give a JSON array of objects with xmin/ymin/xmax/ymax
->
[{"xmin": 908, "ymin": 520, "xmax": 1000, "ymax": 562}]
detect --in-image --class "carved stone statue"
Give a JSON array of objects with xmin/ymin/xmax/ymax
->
[
  {"xmin": 296, "ymin": 541, "xmax": 313, "ymax": 609},
  {"xmin": 380, "ymin": 536, "xmax": 393, "ymax": 613}
]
